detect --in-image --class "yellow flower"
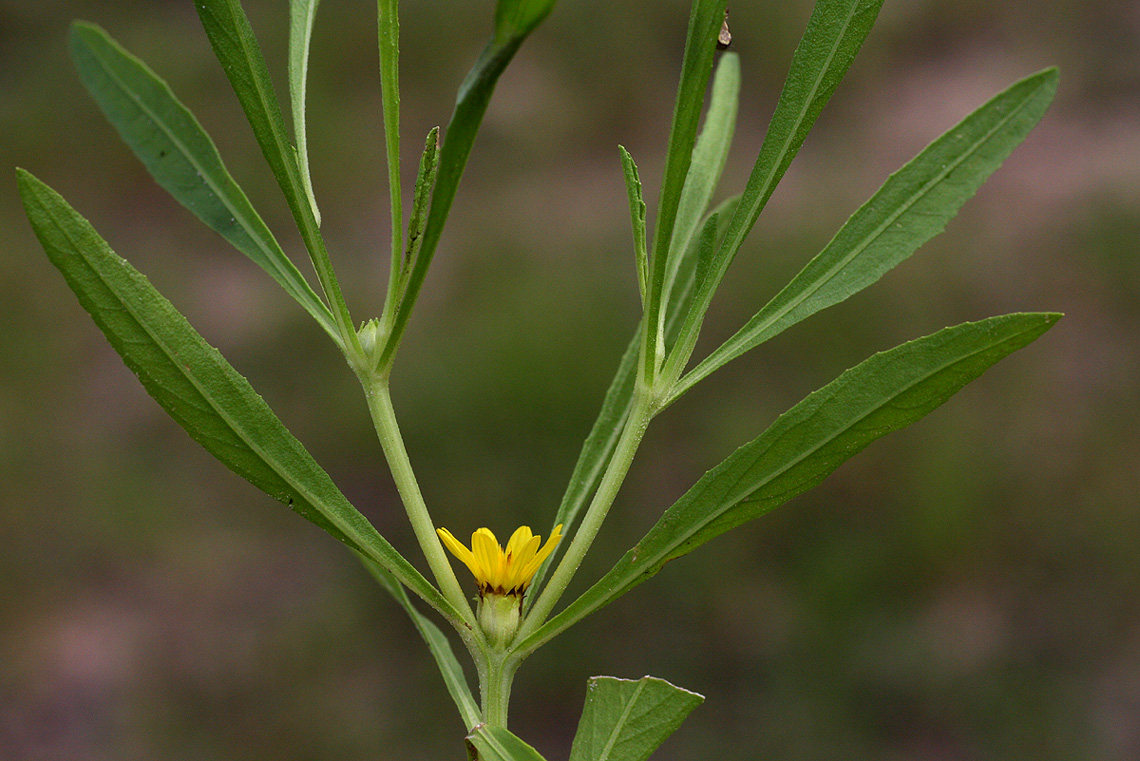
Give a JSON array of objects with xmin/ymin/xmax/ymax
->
[{"xmin": 437, "ymin": 524, "xmax": 563, "ymax": 596}]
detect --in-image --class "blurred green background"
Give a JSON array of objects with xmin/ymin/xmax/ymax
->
[{"xmin": 2, "ymin": 0, "xmax": 1138, "ymax": 759}]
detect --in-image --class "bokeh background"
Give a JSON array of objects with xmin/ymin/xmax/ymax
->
[{"xmin": 2, "ymin": 0, "xmax": 1138, "ymax": 759}]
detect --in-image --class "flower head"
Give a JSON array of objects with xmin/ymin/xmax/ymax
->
[{"xmin": 437, "ymin": 524, "xmax": 563, "ymax": 596}]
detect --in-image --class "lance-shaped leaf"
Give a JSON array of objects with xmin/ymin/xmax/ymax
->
[
  {"xmin": 361, "ymin": 555, "xmax": 480, "ymax": 729},
  {"xmin": 569, "ymin": 676, "xmax": 704, "ymax": 761},
  {"xmin": 643, "ymin": 0, "xmax": 727, "ymax": 380},
  {"xmin": 662, "ymin": 51, "xmax": 740, "ymax": 310},
  {"xmin": 669, "ymin": 0, "xmax": 886, "ymax": 376},
  {"xmin": 196, "ymin": 0, "xmax": 356, "ymax": 345},
  {"xmin": 288, "ymin": 0, "xmax": 322, "ymax": 225},
  {"xmin": 517, "ymin": 312, "xmax": 1061, "ymax": 651},
  {"xmin": 68, "ymin": 22, "xmax": 339, "ymax": 346},
  {"xmin": 467, "ymin": 725, "xmax": 548, "ymax": 761},
  {"xmin": 673, "ymin": 68, "xmax": 1059, "ymax": 400},
  {"xmin": 18, "ymin": 170, "xmax": 461, "ymax": 624}
]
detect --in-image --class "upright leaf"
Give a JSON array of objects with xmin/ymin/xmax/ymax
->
[
  {"xmin": 569, "ymin": 676, "xmax": 704, "ymax": 761},
  {"xmin": 196, "ymin": 0, "xmax": 356, "ymax": 346},
  {"xmin": 288, "ymin": 0, "xmax": 322, "ymax": 225},
  {"xmin": 377, "ymin": 0, "xmax": 404, "ymax": 323},
  {"xmin": 669, "ymin": 0, "xmax": 885, "ymax": 374},
  {"xmin": 18, "ymin": 171, "xmax": 460, "ymax": 623},
  {"xmin": 619, "ymin": 146, "xmax": 649, "ymax": 305},
  {"xmin": 467, "ymin": 725, "xmax": 548, "ymax": 761},
  {"xmin": 517, "ymin": 312, "xmax": 1061, "ymax": 651},
  {"xmin": 494, "ymin": 0, "xmax": 558, "ymax": 45},
  {"xmin": 68, "ymin": 22, "xmax": 339, "ymax": 345},
  {"xmin": 643, "ymin": 0, "xmax": 727, "ymax": 379},
  {"xmin": 405, "ymin": 127, "xmax": 441, "ymax": 273},
  {"xmin": 662, "ymin": 51, "xmax": 740, "ymax": 309},
  {"xmin": 379, "ymin": 0, "xmax": 558, "ymax": 369},
  {"xmin": 674, "ymin": 68, "xmax": 1059, "ymax": 399}
]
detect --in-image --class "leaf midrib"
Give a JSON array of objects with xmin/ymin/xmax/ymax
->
[
  {"xmin": 683, "ymin": 78, "xmax": 1046, "ymax": 393},
  {"xmin": 86, "ymin": 36, "xmax": 317, "ymax": 310}
]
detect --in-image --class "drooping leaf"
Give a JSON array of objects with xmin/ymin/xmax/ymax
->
[
  {"xmin": 569, "ymin": 676, "xmax": 704, "ymax": 761},
  {"xmin": 288, "ymin": 0, "xmax": 322, "ymax": 226},
  {"xmin": 18, "ymin": 170, "xmax": 460, "ymax": 623},
  {"xmin": 518, "ymin": 312, "xmax": 1061, "ymax": 650},
  {"xmin": 361, "ymin": 555, "xmax": 480, "ymax": 729},
  {"xmin": 467, "ymin": 724, "xmax": 547, "ymax": 761},
  {"xmin": 674, "ymin": 68, "xmax": 1059, "ymax": 400},
  {"xmin": 670, "ymin": 0, "xmax": 885, "ymax": 373},
  {"xmin": 68, "ymin": 22, "xmax": 338, "ymax": 345}
]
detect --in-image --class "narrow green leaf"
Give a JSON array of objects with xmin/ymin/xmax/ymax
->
[
  {"xmin": 196, "ymin": 0, "xmax": 357, "ymax": 349},
  {"xmin": 288, "ymin": 0, "xmax": 322, "ymax": 226},
  {"xmin": 618, "ymin": 146, "xmax": 648, "ymax": 305},
  {"xmin": 675, "ymin": 68, "xmax": 1059, "ymax": 400},
  {"xmin": 525, "ymin": 197, "xmax": 739, "ymax": 609},
  {"xmin": 669, "ymin": 0, "xmax": 885, "ymax": 377},
  {"xmin": 644, "ymin": 0, "xmax": 728, "ymax": 381},
  {"xmin": 361, "ymin": 555, "xmax": 481, "ymax": 729},
  {"xmin": 377, "ymin": 0, "xmax": 404, "ymax": 327},
  {"xmin": 662, "ymin": 51, "xmax": 740, "ymax": 309},
  {"xmin": 519, "ymin": 312, "xmax": 1061, "ymax": 650},
  {"xmin": 380, "ymin": 11, "xmax": 552, "ymax": 368},
  {"xmin": 68, "ymin": 22, "xmax": 339, "ymax": 346},
  {"xmin": 404, "ymin": 127, "xmax": 441, "ymax": 275},
  {"xmin": 569, "ymin": 676, "xmax": 704, "ymax": 761},
  {"xmin": 18, "ymin": 170, "xmax": 460, "ymax": 623},
  {"xmin": 494, "ymin": 0, "xmax": 558, "ymax": 45},
  {"xmin": 467, "ymin": 725, "xmax": 548, "ymax": 761}
]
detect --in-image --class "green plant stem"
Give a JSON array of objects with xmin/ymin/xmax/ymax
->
[
  {"xmin": 365, "ymin": 380, "xmax": 479, "ymax": 633},
  {"xmin": 377, "ymin": 0, "xmax": 403, "ymax": 331},
  {"xmin": 514, "ymin": 384, "xmax": 657, "ymax": 646},
  {"xmin": 482, "ymin": 652, "xmax": 519, "ymax": 727}
]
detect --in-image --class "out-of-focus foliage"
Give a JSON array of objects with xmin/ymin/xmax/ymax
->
[{"xmin": 1, "ymin": 1, "xmax": 1137, "ymax": 760}]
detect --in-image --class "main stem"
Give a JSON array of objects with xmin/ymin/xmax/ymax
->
[
  {"xmin": 364, "ymin": 380, "xmax": 476, "ymax": 628},
  {"xmin": 515, "ymin": 385, "xmax": 657, "ymax": 642},
  {"xmin": 482, "ymin": 653, "xmax": 519, "ymax": 727}
]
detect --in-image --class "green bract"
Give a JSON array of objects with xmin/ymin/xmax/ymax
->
[{"xmin": 19, "ymin": 0, "xmax": 1059, "ymax": 758}]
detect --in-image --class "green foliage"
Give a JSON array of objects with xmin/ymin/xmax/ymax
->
[
  {"xmin": 569, "ymin": 676, "xmax": 704, "ymax": 761},
  {"xmin": 675, "ymin": 67, "xmax": 1060, "ymax": 399},
  {"xmin": 467, "ymin": 724, "xmax": 548, "ymax": 761},
  {"xmin": 20, "ymin": 0, "xmax": 1061, "ymax": 754},
  {"xmin": 288, "ymin": 0, "xmax": 322, "ymax": 226},
  {"xmin": 666, "ymin": 0, "xmax": 887, "ymax": 380},
  {"xmin": 362, "ymin": 555, "xmax": 481, "ymax": 728},
  {"xmin": 68, "ymin": 22, "xmax": 338, "ymax": 345},
  {"xmin": 195, "ymin": 0, "xmax": 357, "ymax": 348},
  {"xmin": 16, "ymin": 170, "xmax": 460, "ymax": 625},
  {"xmin": 517, "ymin": 313, "xmax": 1060, "ymax": 651}
]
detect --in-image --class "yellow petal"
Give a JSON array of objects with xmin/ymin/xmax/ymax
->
[
  {"xmin": 471, "ymin": 528, "xmax": 501, "ymax": 588},
  {"xmin": 519, "ymin": 524, "xmax": 563, "ymax": 587},
  {"xmin": 437, "ymin": 527, "xmax": 481, "ymax": 579},
  {"xmin": 505, "ymin": 525, "xmax": 534, "ymax": 558}
]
